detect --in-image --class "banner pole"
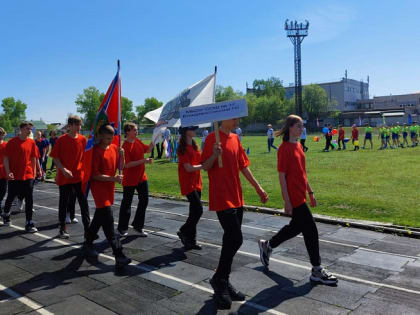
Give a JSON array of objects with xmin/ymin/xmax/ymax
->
[
  {"xmin": 117, "ymin": 59, "xmax": 123, "ymax": 174},
  {"xmin": 213, "ymin": 66, "xmax": 223, "ymax": 168}
]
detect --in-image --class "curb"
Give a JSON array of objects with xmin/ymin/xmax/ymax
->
[{"xmin": 44, "ymin": 179, "xmax": 420, "ymax": 239}]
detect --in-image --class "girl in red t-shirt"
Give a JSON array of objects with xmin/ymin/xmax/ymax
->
[
  {"xmin": 176, "ymin": 126, "xmax": 203, "ymax": 251},
  {"xmin": 258, "ymin": 115, "xmax": 338, "ymax": 285}
]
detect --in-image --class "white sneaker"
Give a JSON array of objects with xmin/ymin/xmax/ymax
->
[
  {"xmin": 71, "ymin": 217, "xmax": 78, "ymax": 224},
  {"xmin": 310, "ymin": 267, "xmax": 338, "ymax": 285},
  {"xmin": 65, "ymin": 213, "xmax": 71, "ymax": 224}
]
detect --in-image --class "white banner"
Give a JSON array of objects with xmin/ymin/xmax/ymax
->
[{"xmin": 180, "ymin": 99, "xmax": 248, "ymax": 127}]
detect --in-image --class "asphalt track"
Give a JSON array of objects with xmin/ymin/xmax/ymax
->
[{"xmin": 1, "ymin": 182, "xmax": 419, "ymax": 314}]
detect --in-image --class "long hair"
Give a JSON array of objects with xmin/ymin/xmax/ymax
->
[
  {"xmin": 177, "ymin": 131, "xmax": 198, "ymax": 156},
  {"xmin": 275, "ymin": 115, "xmax": 302, "ymax": 142}
]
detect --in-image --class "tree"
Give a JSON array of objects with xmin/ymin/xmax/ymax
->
[
  {"xmin": 75, "ymin": 87, "xmax": 102, "ymax": 129},
  {"xmin": 136, "ymin": 97, "xmax": 163, "ymax": 124},
  {"xmin": 121, "ymin": 96, "xmax": 136, "ymax": 124},
  {"xmin": 251, "ymin": 77, "xmax": 285, "ymax": 98},
  {"xmin": 0, "ymin": 97, "xmax": 27, "ymax": 132},
  {"xmin": 215, "ymin": 85, "xmax": 243, "ymax": 102},
  {"xmin": 302, "ymin": 84, "xmax": 329, "ymax": 121}
]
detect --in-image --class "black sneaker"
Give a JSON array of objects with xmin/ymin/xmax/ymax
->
[
  {"xmin": 209, "ymin": 276, "xmax": 232, "ymax": 310},
  {"xmin": 25, "ymin": 222, "xmax": 38, "ymax": 233},
  {"xmin": 133, "ymin": 226, "xmax": 148, "ymax": 237},
  {"xmin": 258, "ymin": 239, "xmax": 272, "ymax": 268},
  {"xmin": 115, "ymin": 254, "xmax": 131, "ymax": 269},
  {"xmin": 310, "ymin": 267, "xmax": 338, "ymax": 285},
  {"xmin": 184, "ymin": 239, "xmax": 202, "ymax": 251},
  {"xmin": 227, "ymin": 281, "xmax": 245, "ymax": 301},
  {"xmin": 118, "ymin": 229, "xmax": 128, "ymax": 238},
  {"xmin": 59, "ymin": 228, "xmax": 70, "ymax": 239},
  {"xmin": 2, "ymin": 214, "xmax": 11, "ymax": 226},
  {"xmin": 177, "ymin": 230, "xmax": 187, "ymax": 246},
  {"xmin": 83, "ymin": 243, "xmax": 99, "ymax": 262}
]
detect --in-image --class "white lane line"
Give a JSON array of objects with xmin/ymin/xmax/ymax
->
[
  {"xmin": 31, "ymin": 203, "xmax": 420, "ymax": 296},
  {"xmin": 33, "ymin": 188, "xmax": 420, "ymax": 260},
  {"xmin": 7, "ymin": 224, "xmax": 285, "ymax": 315},
  {"xmin": 0, "ymin": 283, "xmax": 54, "ymax": 315}
]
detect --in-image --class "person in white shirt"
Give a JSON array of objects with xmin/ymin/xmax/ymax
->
[
  {"xmin": 300, "ymin": 126, "xmax": 308, "ymax": 152},
  {"xmin": 201, "ymin": 129, "xmax": 209, "ymax": 151},
  {"xmin": 267, "ymin": 124, "xmax": 277, "ymax": 152}
]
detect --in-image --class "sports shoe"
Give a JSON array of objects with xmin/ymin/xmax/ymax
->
[
  {"xmin": 71, "ymin": 217, "xmax": 78, "ymax": 224},
  {"xmin": 258, "ymin": 239, "xmax": 272, "ymax": 268},
  {"xmin": 118, "ymin": 229, "xmax": 128, "ymax": 237},
  {"xmin": 227, "ymin": 281, "xmax": 245, "ymax": 301},
  {"xmin": 25, "ymin": 222, "xmax": 38, "ymax": 233},
  {"xmin": 133, "ymin": 226, "xmax": 148, "ymax": 237},
  {"xmin": 2, "ymin": 213, "xmax": 11, "ymax": 226},
  {"xmin": 65, "ymin": 214, "xmax": 71, "ymax": 224},
  {"xmin": 115, "ymin": 254, "xmax": 132, "ymax": 269},
  {"xmin": 184, "ymin": 239, "xmax": 202, "ymax": 251},
  {"xmin": 83, "ymin": 243, "xmax": 99, "ymax": 262},
  {"xmin": 59, "ymin": 228, "xmax": 70, "ymax": 239},
  {"xmin": 310, "ymin": 267, "xmax": 338, "ymax": 285},
  {"xmin": 210, "ymin": 276, "xmax": 232, "ymax": 309}
]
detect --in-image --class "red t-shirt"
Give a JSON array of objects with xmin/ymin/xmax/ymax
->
[
  {"xmin": 178, "ymin": 145, "xmax": 202, "ymax": 196},
  {"xmin": 122, "ymin": 138, "xmax": 149, "ymax": 187},
  {"xmin": 352, "ymin": 128, "xmax": 359, "ymax": 139},
  {"xmin": 90, "ymin": 144, "xmax": 118, "ymax": 208},
  {"xmin": 201, "ymin": 131, "xmax": 250, "ymax": 211},
  {"xmin": 0, "ymin": 142, "xmax": 8, "ymax": 179},
  {"xmin": 5, "ymin": 137, "xmax": 38, "ymax": 180},
  {"xmin": 49, "ymin": 134, "xmax": 86, "ymax": 186},
  {"xmin": 338, "ymin": 129, "xmax": 345, "ymax": 140},
  {"xmin": 277, "ymin": 141, "xmax": 308, "ymax": 208}
]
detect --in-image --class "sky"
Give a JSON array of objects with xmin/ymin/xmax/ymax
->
[{"xmin": 1, "ymin": 0, "xmax": 420, "ymax": 123}]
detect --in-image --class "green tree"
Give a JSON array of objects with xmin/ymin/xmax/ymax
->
[
  {"xmin": 75, "ymin": 87, "xmax": 102, "ymax": 129},
  {"xmin": 136, "ymin": 97, "xmax": 163, "ymax": 124},
  {"xmin": 302, "ymin": 84, "xmax": 329, "ymax": 120},
  {"xmin": 251, "ymin": 77, "xmax": 285, "ymax": 98},
  {"xmin": 0, "ymin": 97, "xmax": 27, "ymax": 132},
  {"xmin": 215, "ymin": 85, "xmax": 243, "ymax": 102}
]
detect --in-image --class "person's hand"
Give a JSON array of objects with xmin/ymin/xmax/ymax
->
[
  {"xmin": 309, "ymin": 193, "xmax": 317, "ymax": 207},
  {"xmin": 145, "ymin": 158, "xmax": 153, "ymax": 164},
  {"xmin": 284, "ymin": 201, "xmax": 293, "ymax": 215},
  {"xmin": 256, "ymin": 186, "xmax": 268, "ymax": 203},
  {"xmin": 7, "ymin": 172, "xmax": 14, "ymax": 180},
  {"xmin": 114, "ymin": 174, "xmax": 123, "ymax": 184},
  {"xmin": 212, "ymin": 143, "xmax": 222, "ymax": 157},
  {"xmin": 62, "ymin": 168, "xmax": 73, "ymax": 179}
]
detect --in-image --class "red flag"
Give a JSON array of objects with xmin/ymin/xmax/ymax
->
[{"xmin": 81, "ymin": 62, "xmax": 121, "ymax": 193}]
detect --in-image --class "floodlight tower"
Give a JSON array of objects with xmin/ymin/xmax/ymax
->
[{"xmin": 285, "ymin": 19, "xmax": 309, "ymax": 117}]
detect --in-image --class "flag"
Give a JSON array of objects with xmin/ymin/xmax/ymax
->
[
  {"xmin": 82, "ymin": 62, "xmax": 121, "ymax": 193},
  {"xmin": 408, "ymin": 113, "xmax": 413, "ymax": 124},
  {"xmin": 144, "ymin": 73, "xmax": 215, "ymax": 129},
  {"xmin": 316, "ymin": 118, "xmax": 319, "ymax": 128}
]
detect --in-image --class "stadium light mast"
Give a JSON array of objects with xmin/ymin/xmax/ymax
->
[{"xmin": 285, "ymin": 19, "xmax": 309, "ymax": 117}]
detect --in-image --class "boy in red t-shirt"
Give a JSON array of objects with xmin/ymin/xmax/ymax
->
[
  {"xmin": 0, "ymin": 127, "xmax": 8, "ymax": 216},
  {"xmin": 201, "ymin": 118, "xmax": 268, "ymax": 310},
  {"xmin": 338, "ymin": 125, "xmax": 345, "ymax": 150},
  {"xmin": 117, "ymin": 123, "xmax": 153, "ymax": 237},
  {"xmin": 351, "ymin": 124, "xmax": 359, "ymax": 150},
  {"xmin": 176, "ymin": 125, "xmax": 203, "ymax": 250},
  {"xmin": 2, "ymin": 121, "xmax": 38, "ymax": 232},
  {"xmin": 84, "ymin": 124, "xmax": 131, "ymax": 269},
  {"xmin": 50, "ymin": 115, "xmax": 91, "ymax": 239},
  {"xmin": 258, "ymin": 115, "xmax": 337, "ymax": 285}
]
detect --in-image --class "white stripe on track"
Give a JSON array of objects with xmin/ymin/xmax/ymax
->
[
  {"xmin": 7, "ymin": 224, "xmax": 285, "ymax": 315},
  {"xmin": 31, "ymin": 203, "xmax": 420, "ymax": 296}
]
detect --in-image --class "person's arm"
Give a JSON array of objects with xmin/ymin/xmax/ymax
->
[
  {"xmin": 240, "ymin": 167, "xmax": 268, "ymax": 203},
  {"xmin": 53, "ymin": 158, "xmax": 73, "ymax": 178},
  {"xmin": 201, "ymin": 143, "xmax": 222, "ymax": 171},
  {"xmin": 31, "ymin": 156, "xmax": 37, "ymax": 178},
  {"xmin": 307, "ymin": 181, "xmax": 317, "ymax": 207},
  {"xmin": 279, "ymin": 172, "xmax": 293, "ymax": 215},
  {"xmin": 183, "ymin": 163, "xmax": 202, "ymax": 172},
  {"xmin": 91, "ymin": 173, "xmax": 123, "ymax": 184},
  {"xmin": 4, "ymin": 157, "xmax": 13, "ymax": 180},
  {"xmin": 124, "ymin": 158, "xmax": 153, "ymax": 168}
]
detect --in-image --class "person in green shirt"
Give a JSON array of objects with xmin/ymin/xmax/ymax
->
[
  {"xmin": 384, "ymin": 126, "xmax": 391, "ymax": 149},
  {"xmin": 402, "ymin": 123, "xmax": 409, "ymax": 148},
  {"xmin": 409, "ymin": 122, "xmax": 418, "ymax": 147},
  {"xmin": 363, "ymin": 125, "xmax": 373, "ymax": 149},
  {"xmin": 391, "ymin": 123, "xmax": 401, "ymax": 149},
  {"xmin": 378, "ymin": 126, "xmax": 386, "ymax": 149}
]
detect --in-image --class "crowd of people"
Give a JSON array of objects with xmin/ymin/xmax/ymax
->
[{"xmin": 0, "ymin": 114, "xmax": 338, "ymax": 310}]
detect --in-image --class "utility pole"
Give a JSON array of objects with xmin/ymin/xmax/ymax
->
[{"xmin": 285, "ymin": 19, "xmax": 309, "ymax": 117}]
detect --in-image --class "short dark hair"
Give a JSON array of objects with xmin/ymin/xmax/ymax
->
[
  {"xmin": 98, "ymin": 124, "xmax": 115, "ymax": 135},
  {"xmin": 0, "ymin": 127, "xmax": 5, "ymax": 135},
  {"xmin": 19, "ymin": 121, "xmax": 33, "ymax": 129},
  {"xmin": 123, "ymin": 122, "xmax": 137, "ymax": 136},
  {"xmin": 67, "ymin": 115, "xmax": 82, "ymax": 125}
]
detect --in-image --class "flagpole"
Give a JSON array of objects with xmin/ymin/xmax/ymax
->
[
  {"xmin": 117, "ymin": 59, "xmax": 122, "ymax": 174},
  {"xmin": 212, "ymin": 66, "xmax": 223, "ymax": 168}
]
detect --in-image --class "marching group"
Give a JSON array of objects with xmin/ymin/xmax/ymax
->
[{"xmin": 0, "ymin": 115, "xmax": 338, "ymax": 310}]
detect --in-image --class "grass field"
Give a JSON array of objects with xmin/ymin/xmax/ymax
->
[{"xmin": 47, "ymin": 132, "xmax": 420, "ymax": 227}]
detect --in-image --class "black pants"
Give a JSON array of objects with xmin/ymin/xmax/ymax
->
[
  {"xmin": 338, "ymin": 139, "xmax": 345, "ymax": 149},
  {"xmin": 150, "ymin": 143, "xmax": 163, "ymax": 159},
  {"xmin": 179, "ymin": 190, "xmax": 203, "ymax": 240},
  {"xmin": 58, "ymin": 182, "xmax": 90, "ymax": 231},
  {"xmin": 118, "ymin": 180, "xmax": 148, "ymax": 232},
  {"xmin": 86, "ymin": 206, "xmax": 122, "ymax": 256},
  {"xmin": 4, "ymin": 179, "xmax": 34, "ymax": 222},
  {"xmin": 267, "ymin": 138, "xmax": 277, "ymax": 152},
  {"xmin": 67, "ymin": 188, "xmax": 77, "ymax": 220},
  {"xmin": 324, "ymin": 136, "xmax": 334, "ymax": 150},
  {"xmin": 214, "ymin": 207, "xmax": 244, "ymax": 280},
  {"xmin": 0, "ymin": 179, "xmax": 7, "ymax": 211},
  {"xmin": 300, "ymin": 139, "xmax": 308, "ymax": 152},
  {"xmin": 269, "ymin": 203, "xmax": 321, "ymax": 266}
]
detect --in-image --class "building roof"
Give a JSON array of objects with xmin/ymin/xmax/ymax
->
[{"xmin": 30, "ymin": 120, "xmax": 48, "ymax": 130}]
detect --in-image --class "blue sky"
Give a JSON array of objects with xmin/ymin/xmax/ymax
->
[{"xmin": 1, "ymin": 0, "xmax": 419, "ymax": 123}]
